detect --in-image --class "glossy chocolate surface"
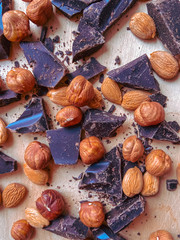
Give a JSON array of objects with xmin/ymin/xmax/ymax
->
[
  {"xmin": 149, "ymin": 92, "xmax": 167, "ymax": 107},
  {"xmin": 91, "ymin": 225, "xmax": 126, "ymax": 240},
  {"xmin": 0, "ymin": 90, "xmax": 21, "ymax": 107}
]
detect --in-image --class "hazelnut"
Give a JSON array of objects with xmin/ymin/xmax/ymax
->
[
  {"xmin": 145, "ymin": 149, "xmax": 171, "ymax": 177},
  {"xmin": 56, "ymin": 106, "xmax": 83, "ymax": 127},
  {"xmin": 66, "ymin": 75, "xmax": 95, "ymax": 107},
  {"xmin": 24, "ymin": 141, "xmax": 51, "ymax": 170},
  {"xmin": 47, "ymin": 87, "xmax": 71, "ymax": 106},
  {"xmin": 2, "ymin": 10, "xmax": 30, "ymax": 42},
  {"xmin": 122, "ymin": 135, "xmax": 144, "ymax": 162},
  {"xmin": 149, "ymin": 230, "xmax": 174, "ymax": 240},
  {"xmin": 176, "ymin": 163, "xmax": 180, "ymax": 184},
  {"xmin": 79, "ymin": 136, "xmax": 105, "ymax": 164},
  {"xmin": 36, "ymin": 189, "xmax": 65, "ymax": 221},
  {"xmin": 122, "ymin": 166, "xmax": 143, "ymax": 197},
  {"xmin": 6, "ymin": 68, "xmax": 35, "ymax": 94},
  {"xmin": 141, "ymin": 172, "xmax": 159, "ymax": 196},
  {"xmin": 79, "ymin": 201, "xmax": 105, "ymax": 228},
  {"xmin": 26, "ymin": 0, "xmax": 53, "ymax": 26},
  {"xmin": 0, "ymin": 118, "xmax": 8, "ymax": 144},
  {"xmin": 87, "ymin": 88, "xmax": 104, "ymax": 109},
  {"xmin": 11, "ymin": 219, "xmax": 34, "ymax": 240},
  {"xmin": 134, "ymin": 101, "xmax": 165, "ymax": 127}
]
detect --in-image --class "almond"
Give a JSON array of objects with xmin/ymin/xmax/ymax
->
[
  {"xmin": 129, "ymin": 12, "xmax": 156, "ymax": 40},
  {"xmin": 101, "ymin": 77, "xmax": 122, "ymax": 104},
  {"xmin": 47, "ymin": 86, "xmax": 71, "ymax": 106},
  {"xmin": 25, "ymin": 207, "xmax": 50, "ymax": 228},
  {"xmin": 2, "ymin": 183, "xmax": 26, "ymax": 208},
  {"xmin": 87, "ymin": 88, "xmax": 104, "ymax": 109},
  {"xmin": 150, "ymin": 51, "xmax": 179, "ymax": 79},
  {"xmin": 122, "ymin": 90, "xmax": 150, "ymax": 110},
  {"xmin": 0, "ymin": 118, "xmax": 8, "ymax": 144}
]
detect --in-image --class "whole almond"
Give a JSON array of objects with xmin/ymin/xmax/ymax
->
[
  {"xmin": 25, "ymin": 208, "xmax": 49, "ymax": 228},
  {"xmin": 2, "ymin": 183, "xmax": 26, "ymax": 208},
  {"xmin": 122, "ymin": 90, "xmax": 150, "ymax": 110},
  {"xmin": 101, "ymin": 77, "xmax": 122, "ymax": 104},
  {"xmin": 87, "ymin": 88, "xmax": 104, "ymax": 109},
  {"xmin": 129, "ymin": 12, "xmax": 156, "ymax": 40},
  {"xmin": 150, "ymin": 51, "xmax": 179, "ymax": 79},
  {"xmin": 0, "ymin": 118, "xmax": 8, "ymax": 144},
  {"xmin": 47, "ymin": 86, "xmax": 71, "ymax": 106}
]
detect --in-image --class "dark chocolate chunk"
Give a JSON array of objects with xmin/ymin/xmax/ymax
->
[
  {"xmin": 67, "ymin": 57, "xmax": 106, "ymax": 82},
  {"xmin": 99, "ymin": 73, "xmax": 104, "ymax": 83},
  {"xmin": 7, "ymin": 98, "xmax": 49, "ymax": 133},
  {"xmin": 46, "ymin": 126, "xmax": 81, "ymax": 165},
  {"xmin": 83, "ymin": 109, "xmax": 126, "ymax": 138},
  {"xmin": 149, "ymin": 92, "xmax": 167, "ymax": 107},
  {"xmin": 40, "ymin": 26, "xmax": 48, "ymax": 43},
  {"xmin": 91, "ymin": 225, "xmax": 126, "ymax": 240},
  {"xmin": 106, "ymin": 195, "xmax": 145, "ymax": 233},
  {"xmin": 44, "ymin": 37, "xmax": 54, "ymax": 53},
  {"xmin": 167, "ymin": 121, "xmax": 180, "ymax": 133},
  {"xmin": 0, "ymin": 90, "xmax": 21, "ymax": 107},
  {"xmin": 108, "ymin": 105, "xmax": 116, "ymax": 114},
  {"xmin": 108, "ymin": 54, "xmax": 160, "ymax": 92},
  {"xmin": 53, "ymin": 35, "xmax": 60, "ymax": 43},
  {"xmin": 34, "ymin": 86, "xmax": 48, "ymax": 97},
  {"xmin": 147, "ymin": 0, "xmax": 180, "ymax": 56},
  {"xmin": 44, "ymin": 215, "xmax": 88, "ymax": 239},
  {"xmin": 0, "ymin": 151, "xmax": 17, "ymax": 174},
  {"xmin": 65, "ymin": 50, "xmax": 72, "ymax": 56},
  {"xmin": 20, "ymin": 41, "xmax": 68, "ymax": 88},
  {"xmin": 166, "ymin": 179, "xmax": 178, "ymax": 191}
]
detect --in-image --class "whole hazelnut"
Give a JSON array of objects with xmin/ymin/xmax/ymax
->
[
  {"xmin": 56, "ymin": 106, "xmax": 83, "ymax": 127},
  {"xmin": 79, "ymin": 201, "xmax": 105, "ymax": 228},
  {"xmin": 11, "ymin": 219, "xmax": 34, "ymax": 240},
  {"xmin": 0, "ymin": 118, "xmax": 8, "ymax": 144},
  {"xmin": 6, "ymin": 68, "xmax": 35, "ymax": 94},
  {"xmin": 122, "ymin": 135, "xmax": 144, "ymax": 162},
  {"xmin": 141, "ymin": 172, "xmax": 159, "ymax": 197},
  {"xmin": 36, "ymin": 189, "xmax": 65, "ymax": 221},
  {"xmin": 24, "ymin": 141, "xmax": 51, "ymax": 170},
  {"xmin": 66, "ymin": 75, "xmax": 95, "ymax": 107},
  {"xmin": 2, "ymin": 10, "xmax": 30, "ymax": 42},
  {"xmin": 79, "ymin": 136, "xmax": 105, "ymax": 164},
  {"xmin": 122, "ymin": 166, "xmax": 143, "ymax": 197},
  {"xmin": 149, "ymin": 230, "xmax": 173, "ymax": 240},
  {"xmin": 87, "ymin": 88, "xmax": 104, "ymax": 109},
  {"xmin": 145, "ymin": 149, "xmax": 171, "ymax": 177}
]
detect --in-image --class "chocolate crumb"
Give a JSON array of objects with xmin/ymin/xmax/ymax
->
[
  {"xmin": 55, "ymin": 50, "xmax": 64, "ymax": 58},
  {"xmin": 127, "ymin": 27, "xmax": 130, "ymax": 30},
  {"xmin": 137, "ymin": 232, "xmax": 141, "ymax": 236},
  {"xmin": 97, "ymin": 87, "xmax": 101, "ymax": 91},
  {"xmin": 99, "ymin": 74, "xmax": 104, "ymax": 83},
  {"xmin": 72, "ymin": 173, "xmax": 83, "ymax": 181},
  {"xmin": 64, "ymin": 56, "xmax": 70, "ymax": 65},
  {"xmin": 166, "ymin": 179, "xmax": 178, "ymax": 191},
  {"xmin": 14, "ymin": 61, "xmax": 20, "ymax": 68},
  {"xmin": 177, "ymin": 234, "xmax": 180, "ymax": 238},
  {"xmin": 65, "ymin": 50, "xmax": 72, "ymax": 56},
  {"xmin": 40, "ymin": 26, "xmax": 48, "ymax": 43},
  {"xmin": 115, "ymin": 56, "xmax": 121, "ymax": 65},
  {"xmin": 34, "ymin": 137, "xmax": 38, "ymax": 140},
  {"xmin": 44, "ymin": 37, "xmax": 54, "ymax": 53},
  {"xmin": 46, "ymin": 182, "xmax": 50, "ymax": 186},
  {"xmin": 108, "ymin": 105, "xmax": 116, "ymax": 113},
  {"xmin": 72, "ymin": 31, "xmax": 79, "ymax": 37},
  {"xmin": 53, "ymin": 35, "xmax": 60, "ymax": 43}
]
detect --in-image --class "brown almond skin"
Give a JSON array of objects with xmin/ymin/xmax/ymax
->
[
  {"xmin": 79, "ymin": 201, "xmax": 105, "ymax": 228},
  {"xmin": 47, "ymin": 87, "xmax": 71, "ymax": 106},
  {"xmin": 134, "ymin": 101, "xmax": 165, "ymax": 126},
  {"xmin": 11, "ymin": 219, "xmax": 34, "ymax": 240},
  {"xmin": 0, "ymin": 118, "xmax": 8, "ymax": 144},
  {"xmin": 36, "ymin": 189, "xmax": 65, "ymax": 221},
  {"xmin": 56, "ymin": 106, "xmax": 83, "ymax": 127},
  {"xmin": 141, "ymin": 172, "xmax": 159, "ymax": 197},
  {"xmin": 87, "ymin": 88, "xmax": 104, "ymax": 109},
  {"xmin": 149, "ymin": 230, "xmax": 173, "ymax": 240},
  {"xmin": 25, "ymin": 208, "xmax": 49, "ymax": 228}
]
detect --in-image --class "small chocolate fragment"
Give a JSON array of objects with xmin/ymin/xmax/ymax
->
[
  {"xmin": 0, "ymin": 90, "xmax": 21, "ymax": 107},
  {"xmin": 115, "ymin": 56, "xmax": 121, "ymax": 65},
  {"xmin": 40, "ymin": 26, "xmax": 48, "ymax": 43},
  {"xmin": 83, "ymin": 109, "xmax": 126, "ymax": 138},
  {"xmin": 108, "ymin": 54, "xmax": 160, "ymax": 92},
  {"xmin": 106, "ymin": 195, "xmax": 145, "ymax": 233},
  {"xmin": 46, "ymin": 126, "xmax": 81, "ymax": 165},
  {"xmin": 149, "ymin": 92, "xmax": 167, "ymax": 107},
  {"xmin": 20, "ymin": 41, "xmax": 68, "ymax": 88},
  {"xmin": 7, "ymin": 98, "xmax": 49, "ymax": 133},
  {"xmin": 44, "ymin": 37, "xmax": 54, "ymax": 53},
  {"xmin": 147, "ymin": 0, "xmax": 180, "ymax": 56},
  {"xmin": 167, "ymin": 121, "xmax": 180, "ymax": 133},
  {"xmin": 0, "ymin": 151, "xmax": 17, "ymax": 174},
  {"xmin": 91, "ymin": 225, "xmax": 126, "ymax": 240},
  {"xmin": 108, "ymin": 105, "xmax": 116, "ymax": 114},
  {"xmin": 44, "ymin": 215, "xmax": 88, "ymax": 239},
  {"xmin": 166, "ymin": 179, "xmax": 178, "ymax": 191}
]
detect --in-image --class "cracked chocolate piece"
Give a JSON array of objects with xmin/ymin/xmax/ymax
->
[
  {"xmin": 44, "ymin": 215, "xmax": 88, "ymax": 239},
  {"xmin": 166, "ymin": 179, "xmax": 178, "ymax": 191},
  {"xmin": 0, "ymin": 90, "xmax": 21, "ymax": 107},
  {"xmin": 147, "ymin": 0, "xmax": 180, "ymax": 56},
  {"xmin": 46, "ymin": 126, "xmax": 81, "ymax": 165},
  {"xmin": 91, "ymin": 225, "xmax": 126, "ymax": 240},
  {"xmin": 20, "ymin": 41, "xmax": 68, "ymax": 88},
  {"xmin": 0, "ymin": 151, "xmax": 17, "ymax": 174},
  {"xmin": 149, "ymin": 92, "xmax": 167, "ymax": 107},
  {"xmin": 168, "ymin": 121, "xmax": 180, "ymax": 133},
  {"xmin": 83, "ymin": 109, "xmax": 126, "ymax": 138},
  {"xmin": 7, "ymin": 98, "xmax": 49, "ymax": 133},
  {"xmin": 106, "ymin": 195, "xmax": 145, "ymax": 233},
  {"xmin": 138, "ymin": 121, "xmax": 180, "ymax": 143},
  {"xmin": 67, "ymin": 57, "xmax": 106, "ymax": 82},
  {"xmin": 108, "ymin": 54, "xmax": 160, "ymax": 92}
]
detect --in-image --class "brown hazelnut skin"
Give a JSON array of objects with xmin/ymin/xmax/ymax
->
[
  {"xmin": 149, "ymin": 230, "xmax": 174, "ymax": 240},
  {"xmin": 36, "ymin": 189, "xmax": 65, "ymax": 221},
  {"xmin": 24, "ymin": 141, "xmax": 51, "ymax": 170},
  {"xmin": 66, "ymin": 75, "xmax": 95, "ymax": 107},
  {"xmin": 11, "ymin": 219, "xmax": 34, "ymax": 240},
  {"xmin": 80, "ymin": 136, "xmax": 105, "ymax": 164},
  {"xmin": 145, "ymin": 149, "xmax": 171, "ymax": 177},
  {"xmin": 56, "ymin": 106, "xmax": 83, "ymax": 127},
  {"xmin": 6, "ymin": 68, "xmax": 35, "ymax": 94},
  {"xmin": 79, "ymin": 201, "xmax": 105, "ymax": 228},
  {"xmin": 122, "ymin": 135, "xmax": 144, "ymax": 162}
]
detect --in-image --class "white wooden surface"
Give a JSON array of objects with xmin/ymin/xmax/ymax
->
[{"xmin": 0, "ymin": 1, "xmax": 180, "ymax": 239}]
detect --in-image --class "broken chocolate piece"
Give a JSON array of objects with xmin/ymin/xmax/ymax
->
[
  {"xmin": 147, "ymin": 0, "xmax": 180, "ymax": 56},
  {"xmin": 108, "ymin": 54, "xmax": 160, "ymax": 92},
  {"xmin": 44, "ymin": 37, "xmax": 54, "ymax": 53},
  {"xmin": 149, "ymin": 92, "xmax": 167, "ymax": 107},
  {"xmin": 108, "ymin": 105, "xmax": 116, "ymax": 114},
  {"xmin": 91, "ymin": 225, "xmax": 126, "ymax": 240},
  {"xmin": 7, "ymin": 98, "xmax": 49, "ymax": 133},
  {"xmin": 44, "ymin": 215, "xmax": 88, "ymax": 239},
  {"xmin": 167, "ymin": 121, "xmax": 180, "ymax": 133},
  {"xmin": 40, "ymin": 26, "xmax": 48, "ymax": 43},
  {"xmin": 46, "ymin": 126, "xmax": 81, "ymax": 165},
  {"xmin": 83, "ymin": 109, "xmax": 126, "ymax": 138},
  {"xmin": 0, "ymin": 90, "xmax": 21, "ymax": 107},
  {"xmin": 0, "ymin": 151, "xmax": 17, "ymax": 174},
  {"xmin": 166, "ymin": 179, "xmax": 178, "ymax": 191},
  {"xmin": 106, "ymin": 195, "xmax": 145, "ymax": 233},
  {"xmin": 20, "ymin": 41, "xmax": 68, "ymax": 88}
]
